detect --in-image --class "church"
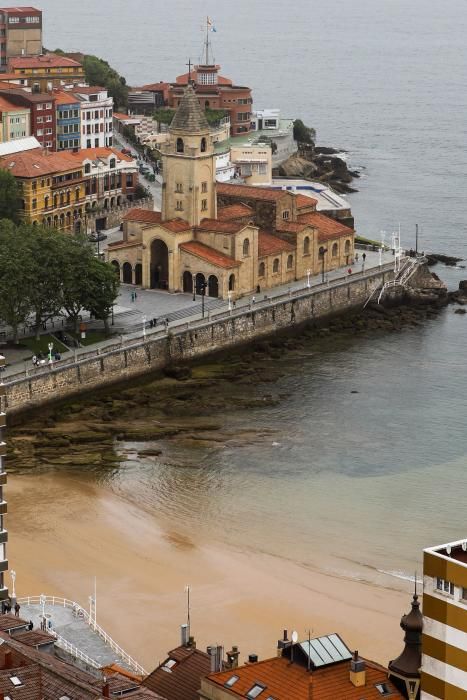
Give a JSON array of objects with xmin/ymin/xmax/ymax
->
[{"xmin": 107, "ymin": 85, "xmax": 355, "ymax": 300}]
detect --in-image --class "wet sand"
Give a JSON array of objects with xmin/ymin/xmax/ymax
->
[{"xmin": 8, "ymin": 472, "xmax": 409, "ymax": 670}]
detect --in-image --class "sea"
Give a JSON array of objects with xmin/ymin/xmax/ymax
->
[{"xmin": 26, "ymin": 0, "xmax": 467, "ymax": 588}]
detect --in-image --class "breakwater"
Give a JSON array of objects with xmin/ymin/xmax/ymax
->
[{"xmin": 5, "ymin": 263, "xmax": 399, "ymax": 415}]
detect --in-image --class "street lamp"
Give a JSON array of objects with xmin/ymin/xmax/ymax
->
[
  {"xmin": 306, "ymin": 268, "xmax": 311, "ymax": 289},
  {"xmin": 319, "ymin": 248, "xmax": 328, "ymax": 283},
  {"xmin": 142, "ymin": 315, "xmax": 147, "ymax": 339},
  {"xmin": 228, "ymin": 290, "xmax": 232, "ymax": 311},
  {"xmin": 200, "ymin": 280, "xmax": 207, "ymax": 318},
  {"xmin": 10, "ymin": 570, "xmax": 16, "ymax": 604},
  {"xmin": 192, "ymin": 274, "xmax": 196, "ymax": 302},
  {"xmin": 48, "ymin": 342, "xmax": 53, "ymax": 363}
]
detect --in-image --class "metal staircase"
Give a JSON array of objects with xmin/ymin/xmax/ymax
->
[{"xmin": 364, "ymin": 256, "xmax": 424, "ymax": 307}]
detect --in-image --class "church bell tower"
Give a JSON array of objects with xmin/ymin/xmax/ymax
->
[{"xmin": 161, "ymin": 84, "xmax": 217, "ymax": 227}]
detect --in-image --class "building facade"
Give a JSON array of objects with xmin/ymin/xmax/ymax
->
[
  {"xmin": 0, "ymin": 88, "xmax": 55, "ymax": 149},
  {"xmin": 66, "ymin": 86, "xmax": 113, "ymax": 149},
  {"xmin": 0, "ymin": 357, "xmax": 8, "ymax": 604},
  {"xmin": 421, "ymin": 540, "xmax": 467, "ymax": 699},
  {"xmin": 8, "ymin": 52, "xmax": 84, "ymax": 91},
  {"xmin": 107, "ymin": 85, "xmax": 355, "ymax": 296},
  {"xmin": 0, "ymin": 147, "xmax": 86, "ymax": 232},
  {"xmin": 54, "ymin": 90, "xmax": 80, "ymax": 151},
  {"xmin": 0, "ymin": 6, "xmax": 42, "ymax": 71},
  {"xmin": 0, "ymin": 94, "xmax": 29, "ymax": 141}
]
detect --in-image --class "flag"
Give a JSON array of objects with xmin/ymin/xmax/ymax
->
[
  {"xmin": 207, "ymin": 16, "xmax": 212, "ymax": 26},
  {"xmin": 211, "ymin": 26, "xmax": 217, "ymax": 32}
]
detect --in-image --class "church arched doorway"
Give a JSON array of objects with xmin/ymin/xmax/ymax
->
[
  {"xmin": 208, "ymin": 275, "xmax": 219, "ymax": 298},
  {"xmin": 122, "ymin": 262, "xmax": 133, "ymax": 284},
  {"xmin": 134, "ymin": 263, "xmax": 142, "ymax": 285},
  {"xmin": 183, "ymin": 271, "xmax": 193, "ymax": 293},
  {"xmin": 150, "ymin": 239, "xmax": 169, "ymax": 289},
  {"xmin": 195, "ymin": 272, "xmax": 206, "ymax": 295}
]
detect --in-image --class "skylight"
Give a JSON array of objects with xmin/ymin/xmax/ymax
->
[
  {"xmin": 246, "ymin": 684, "xmax": 266, "ymax": 699},
  {"xmin": 10, "ymin": 676, "xmax": 22, "ymax": 687},
  {"xmin": 375, "ymin": 682, "xmax": 393, "ymax": 696},
  {"xmin": 224, "ymin": 675, "xmax": 239, "ymax": 688}
]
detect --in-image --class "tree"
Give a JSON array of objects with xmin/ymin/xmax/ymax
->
[
  {"xmin": 134, "ymin": 183, "xmax": 151, "ymax": 201},
  {"xmin": 82, "ymin": 54, "xmax": 128, "ymax": 108},
  {"xmin": 86, "ymin": 257, "xmax": 120, "ymax": 335},
  {"xmin": 293, "ymin": 119, "xmax": 316, "ymax": 145},
  {"xmin": 60, "ymin": 238, "xmax": 96, "ymax": 333},
  {"xmin": 0, "ymin": 220, "xmax": 33, "ymax": 343},
  {"xmin": 0, "ymin": 169, "xmax": 20, "ymax": 222}
]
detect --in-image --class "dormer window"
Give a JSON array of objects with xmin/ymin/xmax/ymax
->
[
  {"xmin": 109, "ymin": 158, "xmax": 116, "ymax": 169},
  {"xmin": 84, "ymin": 163, "xmax": 91, "ymax": 174},
  {"xmin": 176, "ymin": 138, "xmax": 184, "ymax": 153},
  {"xmin": 282, "ymin": 210, "xmax": 290, "ymax": 220}
]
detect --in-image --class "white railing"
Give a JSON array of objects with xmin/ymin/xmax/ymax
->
[
  {"xmin": 50, "ymin": 630, "xmax": 101, "ymax": 669},
  {"xmin": 17, "ymin": 595, "xmax": 146, "ymax": 676}
]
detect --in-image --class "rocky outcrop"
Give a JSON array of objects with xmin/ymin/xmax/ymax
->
[
  {"xmin": 425, "ymin": 253, "xmax": 462, "ymax": 266},
  {"xmin": 277, "ymin": 142, "xmax": 359, "ymax": 193}
]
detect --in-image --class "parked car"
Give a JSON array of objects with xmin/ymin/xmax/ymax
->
[
  {"xmin": 88, "ymin": 232, "xmax": 108, "ymax": 242},
  {"xmin": 121, "ymin": 147, "xmax": 132, "ymax": 155}
]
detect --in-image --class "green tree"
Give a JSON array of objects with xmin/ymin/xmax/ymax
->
[
  {"xmin": 60, "ymin": 237, "xmax": 95, "ymax": 333},
  {"xmin": 0, "ymin": 220, "xmax": 33, "ymax": 343},
  {"xmin": 0, "ymin": 169, "xmax": 20, "ymax": 222},
  {"xmin": 86, "ymin": 257, "xmax": 120, "ymax": 335},
  {"xmin": 83, "ymin": 54, "xmax": 128, "ymax": 108},
  {"xmin": 293, "ymin": 119, "xmax": 316, "ymax": 145},
  {"xmin": 134, "ymin": 183, "xmax": 151, "ymax": 201}
]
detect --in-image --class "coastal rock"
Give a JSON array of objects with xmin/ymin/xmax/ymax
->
[{"xmin": 425, "ymin": 253, "xmax": 462, "ymax": 266}]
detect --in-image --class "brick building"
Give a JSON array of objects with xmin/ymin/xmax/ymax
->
[
  {"xmin": 0, "ymin": 6, "xmax": 42, "ymax": 71},
  {"xmin": 0, "ymin": 87, "xmax": 55, "ymax": 149}
]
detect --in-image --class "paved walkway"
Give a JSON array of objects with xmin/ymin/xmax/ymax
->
[{"xmin": 113, "ymin": 133, "xmax": 162, "ymax": 210}]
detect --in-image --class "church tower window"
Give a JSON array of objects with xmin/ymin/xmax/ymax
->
[
  {"xmin": 201, "ymin": 199, "xmax": 208, "ymax": 211},
  {"xmin": 176, "ymin": 138, "xmax": 184, "ymax": 153},
  {"xmin": 200, "ymin": 137, "xmax": 207, "ymax": 152},
  {"xmin": 201, "ymin": 182, "xmax": 208, "ymax": 193},
  {"xmin": 175, "ymin": 182, "xmax": 183, "ymax": 193}
]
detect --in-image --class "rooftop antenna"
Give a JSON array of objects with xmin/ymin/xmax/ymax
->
[
  {"xmin": 306, "ymin": 629, "xmax": 312, "ymax": 672},
  {"xmin": 185, "ymin": 584, "xmax": 191, "ymax": 634},
  {"xmin": 202, "ymin": 16, "xmax": 215, "ymax": 65},
  {"xmin": 291, "ymin": 630, "xmax": 298, "ymax": 665}
]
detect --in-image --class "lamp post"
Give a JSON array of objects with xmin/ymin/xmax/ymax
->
[
  {"xmin": 48, "ymin": 342, "xmax": 53, "ymax": 363},
  {"xmin": 306, "ymin": 268, "xmax": 311, "ymax": 289},
  {"xmin": 142, "ymin": 315, "xmax": 147, "ymax": 340},
  {"xmin": 200, "ymin": 280, "xmax": 207, "ymax": 318},
  {"xmin": 379, "ymin": 230, "xmax": 386, "ymax": 267},
  {"xmin": 192, "ymin": 274, "xmax": 196, "ymax": 302},
  {"xmin": 320, "ymin": 248, "xmax": 328, "ymax": 284},
  {"xmin": 228, "ymin": 290, "xmax": 232, "ymax": 311},
  {"xmin": 10, "ymin": 570, "xmax": 16, "ymax": 606}
]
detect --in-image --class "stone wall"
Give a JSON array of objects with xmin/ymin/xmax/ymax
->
[
  {"xmin": 5, "ymin": 267, "xmax": 395, "ymax": 415},
  {"xmin": 86, "ymin": 197, "xmax": 153, "ymax": 233}
]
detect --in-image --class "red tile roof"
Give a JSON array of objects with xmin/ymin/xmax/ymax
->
[
  {"xmin": 53, "ymin": 90, "xmax": 80, "ymax": 105},
  {"xmin": 217, "ymin": 203, "xmax": 254, "ymax": 221},
  {"xmin": 142, "ymin": 645, "xmax": 213, "ymax": 700},
  {"xmin": 197, "ymin": 217, "xmax": 247, "ymax": 234},
  {"xmin": 298, "ymin": 211, "xmax": 354, "ymax": 242},
  {"xmin": 0, "ymin": 148, "xmax": 81, "ymax": 178},
  {"xmin": 113, "ymin": 111, "xmax": 131, "ymax": 120},
  {"xmin": 276, "ymin": 221, "xmax": 310, "ymax": 234},
  {"xmin": 160, "ymin": 218, "xmax": 192, "ymax": 233},
  {"xmin": 0, "ymin": 94, "xmax": 27, "ymax": 112},
  {"xmin": 258, "ymin": 230, "xmax": 295, "ymax": 257},
  {"xmin": 217, "ymin": 182, "xmax": 290, "ymax": 202},
  {"xmin": 9, "ymin": 53, "xmax": 82, "ymax": 69},
  {"xmin": 180, "ymin": 241, "xmax": 240, "ymax": 269},
  {"xmin": 207, "ymin": 657, "xmax": 403, "ymax": 700},
  {"xmin": 70, "ymin": 147, "xmax": 134, "ymax": 163},
  {"xmin": 122, "ymin": 209, "xmax": 162, "ymax": 224},
  {"xmin": 296, "ymin": 193, "xmax": 318, "ymax": 209}
]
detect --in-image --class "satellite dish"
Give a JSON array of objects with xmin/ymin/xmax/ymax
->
[
  {"xmin": 462, "ymin": 541, "xmax": 467, "ymax": 552},
  {"xmin": 291, "ymin": 630, "xmax": 299, "ymax": 644},
  {"xmin": 446, "ymin": 545, "xmax": 452, "ymax": 555}
]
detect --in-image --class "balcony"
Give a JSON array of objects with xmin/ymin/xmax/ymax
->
[
  {"xmin": 0, "ymin": 502, "xmax": 7, "ymax": 515},
  {"xmin": 0, "ymin": 473, "xmax": 6, "ymax": 486},
  {"xmin": 0, "ymin": 531, "xmax": 7, "ymax": 545},
  {"xmin": 0, "ymin": 560, "xmax": 8, "ymax": 573}
]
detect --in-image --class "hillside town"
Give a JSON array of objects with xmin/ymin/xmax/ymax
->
[{"xmin": 0, "ymin": 6, "xmax": 465, "ymax": 700}]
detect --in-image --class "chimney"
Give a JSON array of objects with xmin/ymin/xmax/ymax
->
[
  {"xmin": 277, "ymin": 629, "xmax": 289, "ymax": 656},
  {"xmin": 102, "ymin": 682, "xmax": 110, "ymax": 698},
  {"xmin": 180, "ymin": 623, "xmax": 189, "ymax": 647},
  {"xmin": 187, "ymin": 635, "xmax": 196, "ymax": 649},
  {"xmin": 4, "ymin": 650, "xmax": 12, "ymax": 670},
  {"xmin": 207, "ymin": 646, "xmax": 218, "ymax": 674},
  {"xmin": 349, "ymin": 650, "xmax": 366, "ymax": 687},
  {"xmin": 248, "ymin": 654, "xmax": 258, "ymax": 664},
  {"xmin": 226, "ymin": 645, "xmax": 240, "ymax": 669}
]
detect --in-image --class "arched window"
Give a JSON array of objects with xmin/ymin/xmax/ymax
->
[
  {"xmin": 228, "ymin": 274, "xmax": 235, "ymax": 291},
  {"xmin": 201, "ymin": 137, "xmax": 207, "ymax": 152},
  {"xmin": 75, "ymin": 187, "xmax": 80, "ymax": 202},
  {"xmin": 273, "ymin": 258, "xmax": 280, "ymax": 273},
  {"xmin": 60, "ymin": 192, "xmax": 64, "ymax": 206},
  {"xmin": 345, "ymin": 239, "xmax": 351, "ymax": 254},
  {"xmin": 44, "ymin": 195, "xmax": 49, "ymax": 209},
  {"xmin": 303, "ymin": 236, "xmax": 310, "ymax": 255},
  {"xmin": 332, "ymin": 242, "xmax": 338, "ymax": 257},
  {"xmin": 258, "ymin": 262, "xmax": 265, "ymax": 277},
  {"xmin": 176, "ymin": 138, "xmax": 184, "ymax": 153},
  {"xmin": 84, "ymin": 163, "xmax": 91, "ymax": 174},
  {"xmin": 66, "ymin": 190, "xmax": 71, "ymax": 205},
  {"xmin": 287, "ymin": 254, "xmax": 293, "ymax": 269},
  {"xmin": 243, "ymin": 238, "xmax": 250, "ymax": 257},
  {"xmin": 53, "ymin": 194, "xmax": 58, "ymax": 208}
]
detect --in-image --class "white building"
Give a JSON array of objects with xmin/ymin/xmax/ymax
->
[
  {"xmin": 66, "ymin": 86, "xmax": 113, "ymax": 149},
  {"xmin": 251, "ymin": 108, "xmax": 281, "ymax": 131},
  {"xmin": 421, "ymin": 539, "xmax": 467, "ymax": 699}
]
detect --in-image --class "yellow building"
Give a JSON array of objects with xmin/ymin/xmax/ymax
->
[
  {"xmin": 0, "ymin": 148, "xmax": 86, "ymax": 232},
  {"xmin": 107, "ymin": 85, "xmax": 355, "ymax": 298},
  {"xmin": 0, "ymin": 94, "xmax": 30, "ymax": 141},
  {"xmin": 7, "ymin": 53, "xmax": 84, "ymax": 92}
]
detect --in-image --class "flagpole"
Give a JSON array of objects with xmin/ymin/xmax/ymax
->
[{"xmin": 205, "ymin": 16, "xmax": 209, "ymax": 64}]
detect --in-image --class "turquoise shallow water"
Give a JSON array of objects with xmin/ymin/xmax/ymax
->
[{"xmin": 33, "ymin": 0, "xmax": 467, "ymax": 588}]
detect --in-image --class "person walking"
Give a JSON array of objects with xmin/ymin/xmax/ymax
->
[
  {"xmin": 14, "ymin": 603, "xmax": 20, "ymax": 617},
  {"xmin": 362, "ymin": 252, "xmax": 366, "ymax": 263},
  {"xmin": 32, "ymin": 355, "xmax": 37, "ymax": 367}
]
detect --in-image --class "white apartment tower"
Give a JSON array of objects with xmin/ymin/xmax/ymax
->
[
  {"xmin": 69, "ymin": 86, "xmax": 113, "ymax": 149},
  {"xmin": 421, "ymin": 539, "xmax": 467, "ymax": 699}
]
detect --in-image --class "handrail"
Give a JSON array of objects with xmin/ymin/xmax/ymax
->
[
  {"xmin": 50, "ymin": 629, "xmax": 101, "ymax": 669},
  {"xmin": 17, "ymin": 595, "xmax": 147, "ymax": 675}
]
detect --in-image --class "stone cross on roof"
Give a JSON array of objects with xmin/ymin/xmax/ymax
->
[{"xmin": 170, "ymin": 84, "xmax": 209, "ymax": 133}]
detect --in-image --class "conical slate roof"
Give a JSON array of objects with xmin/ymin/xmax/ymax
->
[
  {"xmin": 170, "ymin": 84, "xmax": 209, "ymax": 133},
  {"xmin": 388, "ymin": 593, "xmax": 423, "ymax": 679}
]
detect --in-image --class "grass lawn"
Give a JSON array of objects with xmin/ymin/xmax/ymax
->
[
  {"xmin": 21, "ymin": 334, "xmax": 68, "ymax": 356},
  {"xmin": 68, "ymin": 330, "xmax": 110, "ymax": 346}
]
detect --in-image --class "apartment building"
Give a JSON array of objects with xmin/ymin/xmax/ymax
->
[
  {"xmin": 0, "ymin": 87, "xmax": 55, "ymax": 148},
  {"xmin": 66, "ymin": 86, "xmax": 113, "ymax": 149},
  {"xmin": 54, "ymin": 90, "xmax": 80, "ymax": 151},
  {"xmin": 421, "ymin": 539, "xmax": 467, "ymax": 699},
  {"xmin": 0, "ymin": 6, "xmax": 42, "ymax": 71},
  {"xmin": 8, "ymin": 52, "xmax": 84, "ymax": 91},
  {"xmin": 0, "ymin": 93, "xmax": 29, "ymax": 141}
]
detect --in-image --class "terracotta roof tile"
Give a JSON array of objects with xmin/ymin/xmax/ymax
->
[
  {"xmin": 0, "ymin": 94, "xmax": 27, "ymax": 112},
  {"xmin": 296, "ymin": 193, "xmax": 318, "ymax": 209},
  {"xmin": 159, "ymin": 218, "xmax": 192, "ymax": 233},
  {"xmin": 258, "ymin": 230, "xmax": 295, "ymax": 257},
  {"xmin": 276, "ymin": 221, "xmax": 310, "ymax": 234},
  {"xmin": 217, "ymin": 203, "xmax": 254, "ymax": 221},
  {"xmin": 180, "ymin": 241, "xmax": 240, "ymax": 269},
  {"xmin": 70, "ymin": 147, "xmax": 134, "ymax": 163},
  {"xmin": 13, "ymin": 630, "xmax": 55, "ymax": 648},
  {"xmin": 9, "ymin": 53, "xmax": 82, "ymax": 69},
  {"xmin": 197, "ymin": 218, "xmax": 247, "ymax": 234},
  {"xmin": 122, "ymin": 209, "xmax": 162, "ymax": 224},
  {"xmin": 0, "ymin": 148, "xmax": 82, "ymax": 178},
  {"xmin": 298, "ymin": 211, "xmax": 354, "ymax": 242},
  {"xmin": 217, "ymin": 182, "xmax": 290, "ymax": 202},
  {"xmin": 113, "ymin": 111, "xmax": 131, "ymax": 119},
  {"xmin": 53, "ymin": 90, "xmax": 81, "ymax": 105},
  {"xmin": 142, "ymin": 645, "xmax": 212, "ymax": 700}
]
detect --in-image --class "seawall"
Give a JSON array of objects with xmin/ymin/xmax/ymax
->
[{"xmin": 4, "ymin": 265, "xmax": 397, "ymax": 415}]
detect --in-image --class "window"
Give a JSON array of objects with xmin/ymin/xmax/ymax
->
[
  {"xmin": 201, "ymin": 181, "xmax": 207, "ymax": 193},
  {"xmin": 176, "ymin": 200, "xmax": 183, "ymax": 211},
  {"xmin": 32, "ymin": 199, "xmax": 37, "ymax": 210},
  {"xmin": 84, "ymin": 163, "xmax": 91, "ymax": 174},
  {"xmin": 462, "ymin": 588, "xmax": 467, "ymax": 600},
  {"xmin": 303, "ymin": 236, "xmax": 310, "ymax": 255},
  {"xmin": 282, "ymin": 210, "xmax": 290, "ymax": 220},
  {"xmin": 109, "ymin": 158, "xmax": 116, "ymax": 169},
  {"xmin": 375, "ymin": 683, "xmax": 392, "ymax": 697},
  {"xmin": 46, "ymin": 141, "xmax": 52, "ymax": 148},
  {"xmin": 36, "ymin": 129, "xmax": 43, "ymax": 136},
  {"xmin": 287, "ymin": 254, "xmax": 293, "ymax": 269},
  {"xmin": 10, "ymin": 676, "xmax": 22, "ymax": 687},
  {"xmin": 36, "ymin": 103, "xmax": 43, "ymax": 111},
  {"xmin": 243, "ymin": 238, "xmax": 250, "ymax": 257},
  {"xmin": 201, "ymin": 199, "xmax": 207, "ymax": 211},
  {"xmin": 332, "ymin": 243, "xmax": 338, "ymax": 257},
  {"xmin": 46, "ymin": 115, "xmax": 52, "ymax": 122},
  {"xmin": 225, "ymin": 676, "xmax": 239, "ymax": 688},
  {"xmin": 176, "ymin": 137, "xmax": 184, "ymax": 153},
  {"xmin": 37, "ymin": 116, "xmax": 43, "ymax": 124},
  {"xmin": 46, "ymin": 102, "xmax": 52, "ymax": 109},
  {"xmin": 200, "ymin": 137, "xmax": 207, "ymax": 152},
  {"xmin": 175, "ymin": 182, "xmax": 183, "ymax": 193},
  {"xmin": 436, "ymin": 578, "xmax": 455, "ymax": 595},
  {"xmin": 345, "ymin": 239, "xmax": 351, "ymax": 254},
  {"xmin": 273, "ymin": 258, "xmax": 280, "ymax": 273},
  {"xmin": 46, "ymin": 128, "xmax": 52, "ymax": 135},
  {"xmin": 258, "ymin": 262, "xmax": 265, "ymax": 277},
  {"xmin": 246, "ymin": 684, "xmax": 266, "ymax": 699}
]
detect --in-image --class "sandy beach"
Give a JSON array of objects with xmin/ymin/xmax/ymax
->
[{"xmin": 7, "ymin": 471, "xmax": 410, "ymax": 671}]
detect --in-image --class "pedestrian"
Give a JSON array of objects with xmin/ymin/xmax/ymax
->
[
  {"xmin": 355, "ymin": 252, "xmax": 359, "ymax": 262},
  {"xmin": 134, "ymin": 291, "xmax": 137, "ymax": 300},
  {"xmin": 252, "ymin": 295, "xmax": 256, "ymax": 305},
  {"xmin": 32, "ymin": 354, "xmax": 37, "ymax": 367},
  {"xmin": 153, "ymin": 317, "xmax": 157, "ymax": 327},
  {"xmin": 165, "ymin": 318, "xmax": 169, "ymax": 331},
  {"xmin": 1, "ymin": 601, "xmax": 5, "ymax": 614},
  {"xmin": 348, "ymin": 267, "xmax": 352, "ymax": 275},
  {"xmin": 130, "ymin": 291, "xmax": 134, "ymax": 302},
  {"xmin": 233, "ymin": 300, "xmax": 237, "ymax": 308},
  {"xmin": 362, "ymin": 252, "xmax": 366, "ymax": 262},
  {"xmin": 28, "ymin": 620, "xmax": 33, "ymax": 631},
  {"xmin": 14, "ymin": 603, "xmax": 20, "ymax": 617},
  {"xmin": 5, "ymin": 602, "xmax": 11, "ymax": 614}
]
